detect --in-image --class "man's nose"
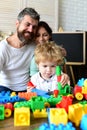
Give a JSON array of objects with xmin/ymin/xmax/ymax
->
[{"xmin": 28, "ymin": 25, "xmax": 33, "ymax": 32}]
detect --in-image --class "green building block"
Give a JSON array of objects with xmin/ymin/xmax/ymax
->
[
  {"xmin": 57, "ymin": 83, "xmax": 71, "ymax": 95},
  {"xmin": 31, "ymin": 96, "xmax": 46, "ymax": 111},
  {"xmin": 56, "ymin": 66, "xmax": 61, "ymax": 76},
  {"xmin": 0, "ymin": 105, "xmax": 5, "ymax": 120}
]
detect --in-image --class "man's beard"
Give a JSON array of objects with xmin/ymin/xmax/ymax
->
[{"xmin": 17, "ymin": 30, "xmax": 35, "ymax": 45}]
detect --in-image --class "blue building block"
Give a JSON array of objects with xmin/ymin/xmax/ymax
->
[
  {"xmin": 80, "ymin": 114, "xmax": 87, "ymax": 130},
  {"xmin": 77, "ymin": 78, "xmax": 85, "ymax": 87},
  {"xmin": 31, "ymin": 88, "xmax": 50, "ymax": 98},
  {"xmin": 39, "ymin": 122, "xmax": 76, "ymax": 130},
  {"xmin": 0, "ymin": 91, "xmax": 25, "ymax": 104}
]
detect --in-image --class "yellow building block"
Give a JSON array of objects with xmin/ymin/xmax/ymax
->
[
  {"xmin": 49, "ymin": 108, "xmax": 68, "ymax": 125},
  {"xmin": 5, "ymin": 108, "xmax": 12, "ymax": 118},
  {"xmin": 84, "ymin": 79, "xmax": 87, "ymax": 87},
  {"xmin": 82, "ymin": 86, "xmax": 87, "ymax": 94},
  {"xmin": 83, "ymin": 104, "xmax": 87, "ymax": 114},
  {"xmin": 33, "ymin": 108, "xmax": 48, "ymax": 118},
  {"xmin": 68, "ymin": 103, "xmax": 83, "ymax": 126},
  {"xmin": 14, "ymin": 107, "xmax": 30, "ymax": 126}
]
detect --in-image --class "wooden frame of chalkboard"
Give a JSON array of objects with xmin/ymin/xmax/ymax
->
[{"xmin": 52, "ymin": 32, "xmax": 86, "ymax": 65}]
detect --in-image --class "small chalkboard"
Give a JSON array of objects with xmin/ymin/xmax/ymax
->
[{"xmin": 52, "ymin": 32, "xmax": 86, "ymax": 65}]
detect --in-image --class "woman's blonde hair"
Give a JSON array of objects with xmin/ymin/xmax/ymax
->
[{"xmin": 35, "ymin": 41, "xmax": 64, "ymax": 65}]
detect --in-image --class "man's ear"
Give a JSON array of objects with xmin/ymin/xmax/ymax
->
[{"xmin": 16, "ymin": 20, "xmax": 19, "ymax": 27}]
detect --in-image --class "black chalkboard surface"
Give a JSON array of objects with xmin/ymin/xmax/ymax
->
[{"xmin": 52, "ymin": 32, "xmax": 86, "ymax": 65}]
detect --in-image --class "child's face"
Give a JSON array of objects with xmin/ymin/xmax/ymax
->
[{"xmin": 38, "ymin": 61, "xmax": 57, "ymax": 80}]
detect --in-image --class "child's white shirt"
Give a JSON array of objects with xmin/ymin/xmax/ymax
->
[{"xmin": 30, "ymin": 72, "xmax": 58, "ymax": 92}]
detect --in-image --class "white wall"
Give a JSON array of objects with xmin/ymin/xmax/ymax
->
[
  {"xmin": 0, "ymin": 0, "xmax": 87, "ymax": 33},
  {"xmin": 59, "ymin": 0, "xmax": 87, "ymax": 31},
  {"xmin": 21, "ymin": 0, "xmax": 59, "ymax": 32},
  {"xmin": 0, "ymin": 0, "xmax": 21, "ymax": 33},
  {"xmin": 0, "ymin": 0, "xmax": 58, "ymax": 33}
]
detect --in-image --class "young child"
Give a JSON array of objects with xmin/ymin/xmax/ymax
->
[
  {"xmin": 27, "ymin": 41, "xmax": 70, "ymax": 92},
  {"xmin": 30, "ymin": 21, "xmax": 67, "ymax": 76}
]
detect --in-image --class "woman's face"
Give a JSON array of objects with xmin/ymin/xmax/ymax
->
[{"xmin": 35, "ymin": 27, "xmax": 51, "ymax": 44}]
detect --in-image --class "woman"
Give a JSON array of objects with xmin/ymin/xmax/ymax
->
[
  {"xmin": 35, "ymin": 21, "xmax": 52, "ymax": 44},
  {"xmin": 30, "ymin": 21, "xmax": 69, "ymax": 87}
]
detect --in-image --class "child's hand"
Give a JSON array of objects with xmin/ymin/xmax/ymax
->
[
  {"xmin": 60, "ymin": 46, "xmax": 67, "ymax": 57},
  {"xmin": 60, "ymin": 73, "xmax": 70, "ymax": 87},
  {"xmin": 27, "ymin": 81, "xmax": 35, "ymax": 92},
  {"xmin": 27, "ymin": 86, "xmax": 33, "ymax": 92}
]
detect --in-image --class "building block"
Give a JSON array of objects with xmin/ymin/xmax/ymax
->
[
  {"xmin": 79, "ymin": 100, "xmax": 87, "ymax": 114},
  {"xmin": 33, "ymin": 108, "xmax": 48, "ymax": 118},
  {"xmin": 53, "ymin": 90, "xmax": 59, "ymax": 97},
  {"xmin": 47, "ymin": 95, "xmax": 62, "ymax": 107},
  {"xmin": 27, "ymin": 81, "xmax": 35, "ymax": 87},
  {"xmin": 56, "ymin": 66, "xmax": 62, "ymax": 92},
  {"xmin": 39, "ymin": 122, "xmax": 76, "ymax": 130},
  {"xmin": 14, "ymin": 100, "xmax": 31, "ymax": 108},
  {"xmin": 10, "ymin": 92, "xmax": 16, "ymax": 96},
  {"xmin": 31, "ymin": 88, "xmax": 50, "ymax": 98},
  {"xmin": 74, "ymin": 79, "xmax": 87, "ymax": 100},
  {"xmin": 84, "ymin": 79, "xmax": 87, "ymax": 86},
  {"xmin": 68, "ymin": 103, "xmax": 83, "ymax": 126},
  {"xmin": 80, "ymin": 114, "xmax": 87, "ymax": 130},
  {"xmin": 18, "ymin": 92, "xmax": 37, "ymax": 100},
  {"xmin": 0, "ymin": 105, "xmax": 4, "ymax": 120},
  {"xmin": 14, "ymin": 96, "xmax": 47, "ymax": 111},
  {"xmin": 0, "ymin": 103, "xmax": 14, "ymax": 119},
  {"xmin": 56, "ymin": 66, "xmax": 61, "ymax": 76},
  {"xmin": 27, "ymin": 81, "xmax": 36, "ymax": 92},
  {"xmin": 4, "ymin": 103, "xmax": 14, "ymax": 111},
  {"xmin": 57, "ymin": 84, "xmax": 71, "ymax": 95},
  {"xmin": 14, "ymin": 94, "xmax": 62, "ymax": 109},
  {"xmin": 56, "ymin": 95, "xmax": 73, "ymax": 112},
  {"xmin": 30, "ymin": 96, "xmax": 46, "ymax": 111},
  {"xmin": 0, "ymin": 91, "xmax": 25, "ymax": 104},
  {"xmin": 48, "ymin": 108, "xmax": 68, "ymax": 125},
  {"xmin": 82, "ymin": 86, "xmax": 87, "ymax": 94},
  {"xmin": 77, "ymin": 78, "xmax": 85, "ymax": 86},
  {"xmin": 0, "ymin": 91, "xmax": 10, "ymax": 97},
  {"xmin": 4, "ymin": 108, "xmax": 12, "ymax": 118},
  {"xmin": 56, "ymin": 66, "xmax": 71, "ymax": 96},
  {"xmin": 74, "ymin": 85, "xmax": 83, "ymax": 100},
  {"xmin": 83, "ymin": 104, "xmax": 87, "ymax": 114},
  {"xmin": 14, "ymin": 107, "xmax": 30, "ymax": 126},
  {"xmin": 4, "ymin": 103, "xmax": 14, "ymax": 118}
]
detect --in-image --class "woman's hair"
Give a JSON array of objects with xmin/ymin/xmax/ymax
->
[
  {"xmin": 35, "ymin": 41, "xmax": 64, "ymax": 65},
  {"xmin": 36, "ymin": 21, "xmax": 52, "ymax": 41}
]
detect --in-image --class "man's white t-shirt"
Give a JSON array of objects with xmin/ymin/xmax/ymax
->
[{"xmin": 0, "ymin": 39, "xmax": 35, "ymax": 91}]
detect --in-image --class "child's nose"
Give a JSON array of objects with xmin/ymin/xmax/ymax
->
[{"xmin": 47, "ymin": 67, "xmax": 51, "ymax": 71}]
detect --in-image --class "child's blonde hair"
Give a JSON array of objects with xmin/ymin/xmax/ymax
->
[{"xmin": 35, "ymin": 41, "xmax": 64, "ymax": 65}]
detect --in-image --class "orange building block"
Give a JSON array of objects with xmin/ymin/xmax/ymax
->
[
  {"xmin": 18, "ymin": 92, "xmax": 37, "ymax": 100},
  {"xmin": 14, "ymin": 107, "xmax": 30, "ymax": 126}
]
